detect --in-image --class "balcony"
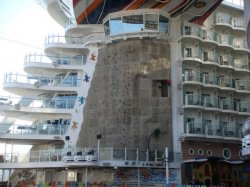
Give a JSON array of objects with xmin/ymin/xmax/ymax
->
[
  {"xmin": 0, "ymin": 147, "xmax": 181, "ymax": 169},
  {"xmin": 217, "ymin": 35, "xmax": 233, "ymax": 49},
  {"xmin": 219, "ymin": 55, "xmax": 234, "ymax": 68},
  {"xmin": 0, "ymin": 123, "xmax": 68, "ymax": 136},
  {"xmin": 214, "ymin": 13, "xmax": 232, "ymax": 28},
  {"xmin": 238, "ymin": 102, "xmax": 250, "ymax": 114},
  {"xmin": 221, "ymin": 99, "xmax": 236, "ymax": 112},
  {"xmin": 0, "ymin": 96, "xmax": 75, "ymax": 110},
  {"xmin": 184, "ymin": 122, "xmax": 241, "ymax": 140},
  {"xmin": 182, "ymin": 25, "xmax": 201, "ymax": 41},
  {"xmin": 182, "ymin": 71, "xmax": 202, "ymax": 85},
  {"xmin": 4, "ymin": 73, "xmax": 81, "ymax": 87},
  {"xmin": 25, "ymin": 54, "xmax": 87, "ymax": 65},
  {"xmin": 234, "ymin": 59, "xmax": 249, "ymax": 71},
  {"xmin": 203, "ymin": 74, "xmax": 220, "ymax": 88},
  {"xmin": 184, "ymin": 94, "xmax": 203, "ymax": 109},
  {"xmin": 236, "ymin": 80, "xmax": 250, "ymax": 92},
  {"xmin": 200, "ymin": 30, "xmax": 217, "ymax": 45},
  {"xmin": 219, "ymin": 76, "xmax": 235, "ymax": 90},
  {"xmin": 233, "ymin": 40, "xmax": 249, "ymax": 53}
]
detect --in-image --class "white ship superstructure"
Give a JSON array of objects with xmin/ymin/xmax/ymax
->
[{"xmin": 1, "ymin": 0, "xmax": 250, "ymax": 186}]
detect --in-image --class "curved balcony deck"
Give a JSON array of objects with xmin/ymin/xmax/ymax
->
[
  {"xmin": 0, "ymin": 96, "xmax": 74, "ymax": 118},
  {"xmin": 183, "ymin": 94, "xmax": 250, "ymax": 115},
  {"xmin": 24, "ymin": 54, "xmax": 86, "ymax": 75},
  {"xmin": 0, "ymin": 147, "xmax": 181, "ymax": 169},
  {"xmin": 3, "ymin": 73, "xmax": 81, "ymax": 95},
  {"xmin": 44, "ymin": 34, "xmax": 101, "ymax": 55},
  {"xmin": 183, "ymin": 122, "xmax": 242, "ymax": 141}
]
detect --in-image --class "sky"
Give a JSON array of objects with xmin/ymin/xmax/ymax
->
[
  {"xmin": 0, "ymin": 0, "xmax": 64, "ymax": 96},
  {"xmin": 0, "ymin": 0, "xmax": 64, "ymax": 154}
]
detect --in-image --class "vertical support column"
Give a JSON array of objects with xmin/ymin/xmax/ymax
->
[{"xmin": 165, "ymin": 147, "xmax": 169, "ymax": 186}]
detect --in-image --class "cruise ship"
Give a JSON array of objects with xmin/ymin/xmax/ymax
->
[{"xmin": 0, "ymin": 0, "xmax": 249, "ymax": 186}]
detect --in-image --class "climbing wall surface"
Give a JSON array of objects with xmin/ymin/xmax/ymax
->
[{"xmin": 77, "ymin": 39, "xmax": 172, "ymax": 152}]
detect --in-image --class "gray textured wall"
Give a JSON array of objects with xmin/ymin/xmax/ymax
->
[{"xmin": 77, "ymin": 39, "xmax": 172, "ymax": 152}]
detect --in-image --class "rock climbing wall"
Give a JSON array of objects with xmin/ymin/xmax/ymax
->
[{"xmin": 77, "ymin": 39, "xmax": 172, "ymax": 152}]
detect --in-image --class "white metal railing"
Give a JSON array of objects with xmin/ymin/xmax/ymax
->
[
  {"xmin": 0, "ymin": 123, "xmax": 68, "ymax": 135},
  {"xmin": 25, "ymin": 53, "xmax": 87, "ymax": 65},
  {"xmin": 4, "ymin": 73, "xmax": 81, "ymax": 87},
  {"xmin": 0, "ymin": 147, "xmax": 182, "ymax": 164},
  {"xmin": 0, "ymin": 95, "xmax": 76, "ymax": 109},
  {"xmin": 45, "ymin": 32, "xmax": 104, "ymax": 45}
]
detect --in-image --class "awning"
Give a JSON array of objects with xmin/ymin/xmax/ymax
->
[
  {"xmin": 220, "ymin": 160, "xmax": 244, "ymax": 165},
  {"xmin": 183, "ymin": 158, "xmax": 208, "ymax": 163}
]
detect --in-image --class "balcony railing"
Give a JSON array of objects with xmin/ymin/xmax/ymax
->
[
  {"xmin": 219, "ymin": 76, "xmax": 234, "ymax": 88},
  {"xmin": 236, "ymin": 80, "xmax": 250, "ymax": 91},
  {"xmin": 238, "ymin": 102, "xmax": 250, "ymax": 113},
  {"xmin": 0, "ymin": 96, "xmax": 76, "ymax": 109},
  {"xmin": 0, "ymin": 147, "xmax": 182, "ymax": 164},
  {"xmin": 234, "ymin": 59, "xmax": 249, "ymax": 70},
  {"xmin": 25, "ymin": 54, "xmax": 87, "ymax": 65},
  {"xmin": 216, "ymin": 13, "xmax": 232, "ymax": 25},
  {"xmin": 217, "ymin": 35, "xmax": 233, "ymax": 46},
  {"xmin": 0, "ymin": 123, "xmax": 68, "ymax": 135},
  {"xmin": 184, "ymin": 94, "xmax": 250, "ymax": 113},
  {"xmin": 182, "ymin": 71, "xmax": 202, "ymax": 83},
  {"xmin": 4, "ymin": 73, "xmax": 81, "ymax": 87},
  {"xmin": 45, "ymin": 33, "xmax": 104, "ymax": 45},
  {"xmin": 185, "ymin": 122, "xmax": 242, "ymax": 139}
]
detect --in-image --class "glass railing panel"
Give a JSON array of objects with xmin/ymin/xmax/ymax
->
[
  {"xmin": 217, "ymin": 35, "xmax": 233, "ymax": 46},
  {"xmin": 221, "ymin": 99, "xmax": 235, "ymax": 110},
  {"xmin": 219, "ymin": 77, "xmax": 234, "ymax": 88},
  {"xmin": 204, "ymin": 97, "xmax": 219, "ymax": 108},
  {"xmin": 201, "ymin": 30, "xmax": 217, "ymax": 42},
  {"xmin": 113, "ymin": 149, "xmax": 125, "ymax": 160},
  {"xmin": 100, "ymin": 147, "xmax": 113, "ymax": 160},
  {"xmin": 224, "ymin": 126, "xmax": 238, "ymax": 138},
  {"xmin": 219, "ymin": 55, "xmax": 234, "ymax": 66},
  {"xmin": 232, "ymin": 17, "xmax": 245, "ymax": 28},
  {"xmin": 236, "ymin": 80, "xmax": 249, "ymax": 90},
  {"xmin": 203, "ymin": 74, "xmax": 219, "ymax": 86},
  {"xmin": 185, "ymin": 94, "xmax": 203, "ymax": 106},
  {"xmin": 239, "ymin": 102, "xmax": 250, "ymax": 113},
  {"xmin": 216, "ymin": 13, "xmax": 232, "ymax": 25},
  {"xmin": 206, "ymin": 124, "xmax": 223, "ymax": 136},
  {"xmin": 0, "ymin": 95, "xmax": 75, "ymax": 110},
  {"xmin": 4, "ymin": 73, "xmax": 81, "ymax": 87},
  {"xmin": 182, "ymin": 71, "xmax": 202, "ymax": 82},
  {"xmin": 126, "ymin": 149, "xmax": 137, "ymax": 161},
  {"xmin": 185, "ymin": 122, "xmax": 204, "ymax": 135},
  {"xmin": 234, "ymin": 59, "xmax": 249, "ymax": 70},
  {"xmin": 182, "ymin": 26, "xmax": 200, "ymax": 38},
  {"xmin": 25, "ymin": 54, "xmax": 87, "ymax": 65}
]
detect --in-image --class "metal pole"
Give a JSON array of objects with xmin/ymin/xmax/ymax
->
[
  {"xmin": 165, "ymin": 147, "xmax": 169, "ymax": 186},
  {"xmin": 97, "ymin": 139, "xmax": 100, "ymax": 163},
  {"xmin": 137, "ymin": 167, "xmax": 140, "ymax": 187},
  {"xmin": 85, "ymin": 167, "xmax": 88, "ymax": 187}
]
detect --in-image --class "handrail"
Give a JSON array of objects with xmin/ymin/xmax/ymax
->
[
  {"xmin": 4, "ymin": 73, "xmax": 81, "ymax": 87},
  {"xmin": 0, "ymin": 147, "xmax": 182, "ymax": 164},
  {"xmin": 0, "ymin": 95, "xmax": 76, "ymax": 109},
  {"xmin": 25, "ymin": 53, "xmax": 87, "ymax": 65},
  {"xmin": 0, "ymin": 123, "xmax": 68, "ymax": 135},
  {"xmin": 45, "ymin": 32, "xmax": 104, "ymax": 45}
]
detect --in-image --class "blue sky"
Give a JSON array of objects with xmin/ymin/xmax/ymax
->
[
  {"xmin": 0, "ymin": 0, "xmax": 63, "ymax": 153},
  {"xmin": 0, "ymin": 0, "xmax": 63, "ymax": 95}
]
